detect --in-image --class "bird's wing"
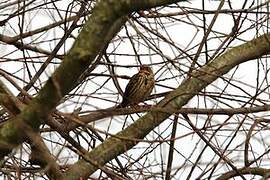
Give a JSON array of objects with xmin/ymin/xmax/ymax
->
[{"xmin": 123, "ymin": 73, "xmax": 142, "ymax": 97}]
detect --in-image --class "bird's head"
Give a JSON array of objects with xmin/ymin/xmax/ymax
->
[{"xmin": 139, "ymin": 65, "xmax": 153, "ymax": 74}]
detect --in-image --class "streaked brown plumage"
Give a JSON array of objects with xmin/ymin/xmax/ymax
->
[{"xmin": 118, "ymin": 65, "xmax": 155, "ymax": 107}]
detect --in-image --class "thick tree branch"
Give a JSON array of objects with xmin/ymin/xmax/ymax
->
[
  {"xmin": 216, "ymin": 167, "xmax": 270, "ymax": 180},
  {"xmin": 62, "ymin": 103, "xmax": 270, "ymax": 131},
  {"xmin": 0, "ymin": 0, "xmax": 185, "ymax": 162},
  {"xmin": 0, "ymin": 81, "xmax": 63, "ymax": 179},
  {"xmin": 64, "ymin": 33, "xmax": 270, "ymax": 178}
]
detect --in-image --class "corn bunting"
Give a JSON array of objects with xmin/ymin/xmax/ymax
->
[{"xmin": 118, "ymin": 65, "xmax": 155, "ymax": 107}]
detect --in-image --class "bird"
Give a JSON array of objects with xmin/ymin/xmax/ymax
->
[{"xmin": 118, "ymin": 65, "xmax": 155, "ymax": 108}]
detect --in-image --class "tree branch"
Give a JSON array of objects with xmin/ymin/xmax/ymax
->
[
  {"xmin": 0, "ymin": 81, "xmax": 63, "ymax": 179},
  {"xmin": 64, "ymin": 32, "xmax": 270, "ymax": 178},
  {"xmin": 0, "ymin": 0, "xmax": 186, "ymax": 163}
]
